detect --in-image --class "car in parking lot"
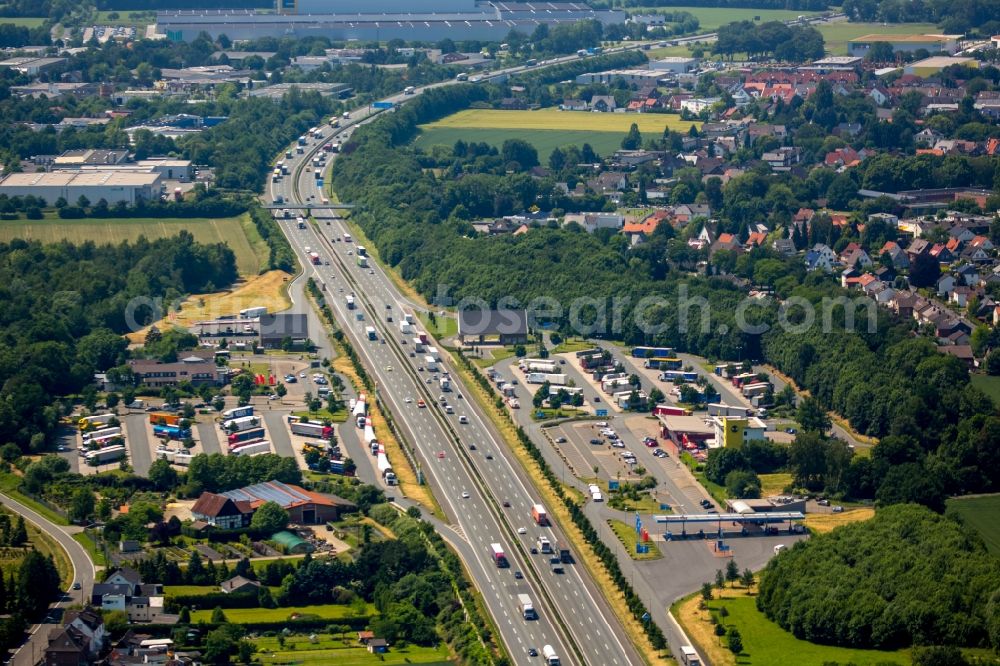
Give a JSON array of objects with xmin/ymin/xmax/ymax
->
[
  {"xmin": 785, "ymin": 427, "xmax": 798, "ymax": 434},
  {"xmin": 817, "ymin": 499, "xmax": 830, "ymax": 506},
  {"xmin": 589, "ymin": 438, "xmax": 603, "ymax": 445},
  {"xmin": 832, "ymin": 505, "xmax": 844, "ymax": 513},
  {"xmin": 555, "ymin": 436, "xmax": 567, "ymax": 443}
]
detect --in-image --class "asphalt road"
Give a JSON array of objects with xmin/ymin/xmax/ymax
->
[
  {"xmin": 125, "ymin": 413, "xmax": 152, "ymax": 476},
  {"xmin": 0, "ymin": 494, "xmax": 96, "ymax": 666},
  {"xmin": 267, "ymin": 109, "xmax": 642, "ymax": 665}
]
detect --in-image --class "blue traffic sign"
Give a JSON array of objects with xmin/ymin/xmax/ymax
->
[{"xmin": 372, "ymin": 101, "xmax": 394, "ymax": 109}]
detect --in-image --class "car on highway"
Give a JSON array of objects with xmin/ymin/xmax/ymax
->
[
  {"xmin": 517, "ymin": 527, "xmax": 527, "ymax": 534},
  {"xmin": 502, "ymin": 500, "xmax": 511, "ymax": 507},
  {"xmin": 386, "ymin": 365, "xmax": 393, "ymax": 371},
  {"xmin": 417, "ymin": 399, "xmax": 426, "ymax": 408},
  {"xmin": 437, "ymin": 451, "xmax": 446, "ymax": 459},
  {"xmin": 485, "ymin": 453, "xmax": 493, "ymax": 460},
  {"xmin": 528, "ymin": 647, "xmax": 538, "ymax": 657},
  {"xmin": 461, "ymin": 491, "xmax": 470, "ymax": 499},
  {"xmin": 469, "ymin": 444, "xmax": 477, "ymax": 450},
  {"xmin": 458, "ymin": 415, "xmax": 468, "ymax": 424},
  {"xmin": 405, "ymin": 397, "xmax": 412, "ymax": 403},
  {"xmin": 417, "ymin": 366, "xmax": 423, "ymax": 371},
  {"xmin": 514, "ymin": 570, "xmax": 523, "ymax": 579}
]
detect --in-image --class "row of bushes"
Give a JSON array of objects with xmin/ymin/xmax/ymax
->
[
  {"xmin": 249, "ymin": 201, "xmax": 297, "ymax": 272},
  {"xmin": 456, "ymin": 349, "xmax": 669, "ymax": 653}
]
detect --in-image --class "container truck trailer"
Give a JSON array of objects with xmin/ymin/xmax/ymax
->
[
  {"xmin": 290, "ymin": 422, "xmax": 333, "ymax": 439},
  {"xmin": 490, "ymin": 543, "xmax": 508, "ymax": 568},
  {"xmin": 228, "ymin": 428, "xmax": 265, "ymax": 444},
  {"xmin": 222, "ymin": 406, "xmax": 254, "ymax": 421},
  {"xmin": 531, "ymin": 503, "xmax": 548, "ymax": 526},
  {"xmin": 153, "ymin": 424, "xmax": 191, "ymax": 440},
  {"xmin": 223, "ymin": 415, "xmax": 261, "ymax": 432},
  {"xmin": 78, "ymin": 414, "xmax": 115, "ymax": 430},
  {"xmin": 86, "ymin": 445, "xmax": 126, "ymax": 466},
  {"xmin": 229, "ymin": 440, "xmax": 271, "ymax": 457},
  {"xmin": 82, "ymin": 427, "xmax": 121, "ymax": 443},
  {"xmin": 149, "ymin": 412, "xmax": 180, "ymax": 426},
  {"xmin": 239, "ymin": 306, "xmax": 267, "ymax": 318}
]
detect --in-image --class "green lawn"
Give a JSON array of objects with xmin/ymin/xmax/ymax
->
[
  {"xmin": 947, "ymin": 494, "xmax": 1000, "ymax": 556},
  {"xmin": 608, "ymin": 519, "xmax": 661, "ymax": 560},
  {"xmin": 72, "ymin": 532, "xmax": 107, "ymax": 567},
  {"xmin": 0, "ymin": 214, "xmax": 267, "ymax": 276},
  {"xmin": 816, "ymin": 21, "xmax": 941, "ymax": 55},
  {"xmin": 0, "ymin": 471, "xmax": 69, "ymax": 526},
  {"xmin": 699, "ymin": 595, "xmax": 909, "ymax": 665},
  {"xmin": 971, "ymin": 374, "xmax": 1000, "ymax": 407},
  {"xmin": 94, "ymin": 10, "xmax": 156, "ymax": 25},
  {"xmin": 0, "ymin": 16, "xmax": 45, "ymax": 27},
  {"xmin": 531, "ymin": 407, "xmax": 584, "ymax": 421},
  {"xmin": 551, "ymin": 338, "xmax": 596, "ymax": 354},
  {"xmin": 253, "ymin": 634, "xmax": 451, "ymax": 665},
  {"xmin": 415, "ymin": 127, "xmax": 639, "ymax": 163},
  {"xmin": 416, "ymin": 311, "xmax": 457, "ymax": 339},
  {"xmin": 190, "ymin": 603, "xmax": 376, "ymax": 624},
  {"xmin": 0, "ymin": 512, "xmax": 72, "ymax": 587},
  {"xmin": 293, "ymin": 408, "xmax": 349, "ymax": 423}
]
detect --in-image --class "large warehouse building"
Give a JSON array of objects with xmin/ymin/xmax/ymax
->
[
  {"xmin": 157, "ymin": 0, "xmax": 626, "ymax": 42},
  {"xmin": 0, "ymin": 171, "xmax": 162, "ymax": 205}
]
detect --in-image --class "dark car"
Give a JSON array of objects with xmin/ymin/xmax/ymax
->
[
  {"xmin": 502, "ymin": 500, "xmax": 511, "ymax": 507},
  {"xmin": 485, "ymin": 453, "xmax": 493, "ymax": 460},
  {"xmin": 469, "ymin": 444, "xmax": 477, "ymax": 451},
  {"xmin": 528, "ymin": 648, "xmax": 538, "ymax": 657},
  {"xmin": 514, "ymin": 570, "xmax": 523, "ymax": 579},
  {"xmin": 589, "ymin": 438, "xmax": 602, "ymax": 445}
]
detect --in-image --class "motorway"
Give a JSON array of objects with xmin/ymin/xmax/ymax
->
[
  {"xmin": 268, "ymin": 105, "xmax": 639, "ymax": 663},
  {"xmin": 0, "ymin": 494, "xmax": 96, "ymax": 666}
]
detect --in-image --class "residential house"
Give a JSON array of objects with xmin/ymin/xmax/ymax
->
[
  {"xmin": 906, "ymin": 238, "xmax": 932, "ymax": 261},
  {"xmin": 745, "ymin": 231, "xmax": 768, "ymax": 249},
  {"xmin": 672, "ymin": 203, "xmax": 712, "ymax": 224},
  {"xmin": 772, "ymin": 238, "xmax": 796, "ymax": 257},
  {"xmin": 843, "ymin": 248, "xmax": 873, "ymax": 270},
  {"xmin": 622, "ymin": 213, "xmax": 666, "ymax": 245},
  {"xmin": 950, "ymin": 286, "xmax": 974, "ymax": 308},
  {"xmin": 948, "ymin": 225, "xmax": 976, "ymax": 244},
  {"xmin": 97, "ymin": 568, "xmax": 167, "ymax": 623},
  {"xmin": 892, "ymin": 291, "xmax": 920, "ymax": 319},
  {"xmin": 762, "ymin": 146, "xmax": 801, "ymax": 172},
  {"xmin": 587, "ymin": 172, "xmax": 628, "ymax": 196},
  {"xmin": 868, "ymin": 85, "xmax": 892, "ymax": 106},
  {"xmin": 590, "ymin": 95, "xmax": 616, "ymax": 112},
  {"xmin": 220, "ymin": 575, "xmax": 261, "ymax": 595},
  {"xmin": 937, "ymin": 274, "xmax": 957, "ymax": 297},
  {"xmin": 929, "ymin": 243, "xmax": 954, "ymax": 263},
  {"xmin": 824, "ymin": 146, "xmax": 870, "ymax": 169},
  {"xmin": 711, "ymin": 233, "xmax": 742, "ymax": 255},
  {"xmin": 956, "ymin": 263, "xmax": 981, "ymax": 286},
  {"xmin": 879, "ymin": 241, "xmax": 910, "ymax": 269},
  {"xmin": 560, "ymin": 98, "xmax": 588, "ymax": 111},
  {"xmin": 190, "ymin": 493, "xmax": 254, "ymax": 529},
  {"xmin": 564, "ymin": 212, "xmax": 625, "ymax": 233},
  {"xmin": 915, "ymin": 127, "xmax": 944, "ymax": 146},
  {"xmin": 969, "ymin": 235, "xmax": 994, "ymax": 252},
  {"xmin": 367, "ymin": 638, "xmax": 389, "ymax": 654},
  {"xmin": 961, "ymin": 245, "xmax": 991, "ymax": 263},
  {"xmin": 805, "ymin": 244, "xmax": 837, "ymax": 272},
  {"xmin": 938, "ymin": 344, "xmax": 975, "ymax": 367}
]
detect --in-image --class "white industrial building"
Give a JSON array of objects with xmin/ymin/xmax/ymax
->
[
  {"xmin": 78, "ymin": 158, "xmax": 194, "ymax": 181},
  {"xmin": 575, "ymin": 69, "xmax": 663, "ymax": 86},
  {"xmin": 0, "ymin": 171, "xmax": 162, "ymax": 205}
]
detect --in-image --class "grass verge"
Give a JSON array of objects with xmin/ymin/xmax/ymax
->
[
  {"xmin": 0, "ymin": 471, "xmax": 70, "ymax": 526},
  {"xmin": 416, "ymin": 311, "xmax": 458, "ymax": 340},
  {"xmin": 72, "ymin": 531, "xmax": 107, "ymax": 567},
  {"xmin": 253, "ymin": 634, "xmax": 451, "ymax": 665},
  {"xmin": 607, "ymin": 519, "xmax": 662, "ymax": 561},
  {"xmin": 671, "ymin": 584, "xmax": 909, "ymax": 666},
  {"xmin": 551, "ymin": 338, "xmax": 599, "ymax": 354},
  {"xmin": 449, "ymin": 351, "xmax": 671, "ymax": 665},
  {"xmin": 758, "ymin": 473, "xmax": 793, "ymax": 497},
  {"xmin": 802, "ymin": 507, "xmax": 874, "ymax": 534}
]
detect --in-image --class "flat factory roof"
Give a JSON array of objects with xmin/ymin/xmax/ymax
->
[
  {"xmin": 851, "ymin": 33, "xmax": 956, "ymax": 43},
  {"xmin": 0, "ymin": 171, "xmax": 161, "ymax": 187}
]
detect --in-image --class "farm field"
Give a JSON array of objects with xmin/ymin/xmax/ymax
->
[
  {"xmin": 674, "ymin": 587, "xmax": 910, "ymax": 666},
  {"xmin": 816, "ymin": 21, "xmax": 940, "ymax": 55},
  {"xmin": 0, "ymin": 508, "xmax": 72, "ymax": 586},
  {"xmin": 415, "ymin": 110, "xmax": 700, "ymax": 162},
  {"xmin": 94, "ymin": 10, "xmax": 156, "ymax": 26},
  {"xmin": 190, "ymin": 602, "xmax": 376, "ymax": 623},
  {"xmin": 947, "ymin": 493, "xmax": 1000, "ymax": 555},
  {"xmin": 253, "ymin": 634, "xmax": 451, "ymax": 665},
  {"xmin": 0, "ymin": 214, "xmax": 267, "ymax": 276},
  {"xmin": 624, "ymin": 6, "xmax": 823, "ymax": 32}
]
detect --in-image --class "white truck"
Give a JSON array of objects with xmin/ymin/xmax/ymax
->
[
  {"xmin": 424, "ymin": 355, "xmax": 438, "ymax": 372},
  {"xmin": 223, "ymin": 416, "xmax": 261, "ymax": 432},
  {"xmin": 86, "ymin": 445, "xmax": 126, "ymax": 466},
  {"xmin": 517, "ymin": 594, "xmax": 536, "ymax": 620},
  {"xmin": 439, "ymin": 375, "xmax": 451, "ymax": 391},
  {"xmin": 239, "ymin": 306, "xmax": 267, "ymax": 318},
  {"xmin": 680, "ymin": 645, "xmax": 702, "ymax": 665},
  {"xmin": 542, "ymin": 645, "xmax": 560, "ymax": 665},
  {"xmin": 230, "ymin": 440, "xmax": 272, "ymax": 457}
]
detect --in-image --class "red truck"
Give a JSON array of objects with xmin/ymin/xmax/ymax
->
[{"xmin": 531, "ymin": 503, "xmax": 548, "ymax": 526}]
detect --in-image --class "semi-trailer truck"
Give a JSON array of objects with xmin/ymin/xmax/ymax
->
[
  {"xmin": 229, "ymin": 440, "xmax": 271, "ymax": 456},
  {"xmin": 517, "ymin": 594, "xmax": 536, "ymax": 620},
  {"xmin": 290, "ymin": 421, "xmax": 333, "ymax": 439},
  {"xmin": 531, "ymin": 503, "xmax": 548, "ymax": 526},
  {"xmin": 228, "ymin": 428, "xmax": 265, "ymax": 444},
  {"xmin": 680, "ymin": 645, "xmax": 702, "ymax": 665},
  {"xmin": 310, "ymin": 252, "xmax": 321, "ymax": 265},
  {"xmin": 424, "ymin": 355, "xmax": 438, "ymax": 372},
  {"xmin": 366, "ymin": 326, "xmax": 377, "ymax": 341},
  {"xmin": 82, "ymin": 427, "xmax": 121, "ymax": 443},
  {"xmin": 223, "ymin": 416, "xmax": 261, "ymax": 432},
  {"xmin": 346, "ymin": 295, "xmax": 355, "ymax": 309},
  {"xmin": 148, "ymin": 412, "xmax": 180, "ymax": 426},
  {"xmin": 86, "ymin": 445, "xmax": 126, "ymax": 466},
  {"xmin": 239, "ymin": 306, "xmax": 267, "ymax": 318},
  {"xmin": 78, "ymin": 414, "xmax": 115, "ymax": 430},
  {"xmin": 357, "ymin": 255, "xmax": 368, "ymax": 268},
  {"xmin": 222, "ymin": 406, "xmax": 254, "ymax": 421},
  {"xmin": 153, "ymin": 424, "xmax": 191, "ymax": 440}
]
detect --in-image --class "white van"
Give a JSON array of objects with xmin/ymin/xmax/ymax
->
[{"xmin": 774, "ymin": 544, "xmax": 787, "ymax": 555}]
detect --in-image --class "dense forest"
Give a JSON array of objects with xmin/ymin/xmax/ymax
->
[
  {"xmin": 757, "ymin": 504, "xmax": 1000, "ymax": 651},
  {"xmin": 332, "ymin": 83, "xmax": 1000, "ymax": 510},
  {"xmin": 0, "ymin": 235, "xmax": 236, "ymax": 452}
]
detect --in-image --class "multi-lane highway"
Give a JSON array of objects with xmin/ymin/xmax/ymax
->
[{"xmin": 267, "ymin": 99, "xmax": 641, "ymax": 663}]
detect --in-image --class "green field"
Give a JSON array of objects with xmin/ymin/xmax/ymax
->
[
  {"xmin": 971, "ymin": 374, "xmax": 1000, "ymax": 407},
  {"xmin": 625, "ymin": 6, "xmax": 823, "ymax": 32},
  {"xmin": 0, "ymin": 16, "xmax": 45, "ymax": 27},
  {"xmin": 0, "ymin": 214, "xmax": 268, "ymax": 276},
  {"xmin": 947, "ymin": 494, "xmax": 1000, "ymax": 556},
  {"xmin": 0, "ymin": 509, "xmax": 72, "ymax": 587},
  {"xmin": 700, "ymin": 595, "xmax": 908, "ymax": 665},
  {"xmin": 190, "ymin": 602, "xmax": 376, "ymax": 624},
  {"xmin": 254, "ymin": 634, "xmax": 451, "ymax": 665},
  {"xmin": 415, "ymin": 109, "xmax": 699, "ymax": 162},
  {"xmin": 816, "ymin": 21, "xmax": 941, "ymax": 55}
]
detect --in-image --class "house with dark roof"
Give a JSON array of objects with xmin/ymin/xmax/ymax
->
[
  {"xmin": 457, "ymin": 308, "xmax": 529, "ymax": 345},
  {"xmin": 127, "ymin": 356, "xmax": 227, "ymax": 389},
  {"xmin": 218, "ymin": 480, "xmax": 356, "ymax": 524},
  {"xmin": 44, "ymin": 608, "xmax": 106, "ymax": 665},
  {"xmin": 220, "ymin": 575, "xmax": 261, "ymax": 594}
]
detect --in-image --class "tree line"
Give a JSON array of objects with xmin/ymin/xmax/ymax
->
[
  {"xmin": 0, "ymin": 235, "xmax": 236, "ymax": 453},
  {"xmin": 757, "ymin": 504, "xmax": 1000, "ymax": 651},
  {"xmin": 713, "ymin": 20, "xmax": 825, "ymax": 61}
]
